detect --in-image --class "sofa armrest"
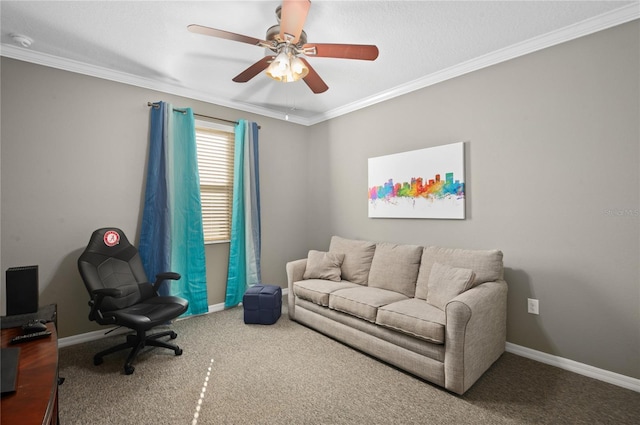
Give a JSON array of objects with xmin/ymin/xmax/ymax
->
[
  {"xmin": 444, "ymin": 279, "xmax": 507, "ymax": 395},
  {"xmin": 286, "ymin": 259, "xmax": 307, "ymax": 319}
]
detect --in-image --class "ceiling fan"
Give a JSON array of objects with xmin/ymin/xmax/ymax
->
[{"xmin": 188, "ymin": 0, "xmax": 379, "ymax": 94}]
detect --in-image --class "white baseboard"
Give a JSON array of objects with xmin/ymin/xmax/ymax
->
[
  {"xmin": 59, "ymin": 287, "xmax": 290, "ymax": 349},
  {"xmin": 505, "ymin": 342, "xmax": 639, "ymax": 393},
  {"xmin": 60, "ymin": 328, "xmax": 637, "ymax": 393},
  {"xmin": 58, "ymin": 327, "xmax": 131, "ymax": 348},
  {"xmin": 65, "ymin": 289, "xmax": 639, "ymax": 393},
  {"xmin": 207, "ymin": 302, "xmax": 226, "ymax": 313},
  {"xmin": 59, "ymin": 300, "xmax": 638, "ymax": 394},
  {"xmin": 206, "ymin": 287, "xmax": 289, "ymax": 313}
]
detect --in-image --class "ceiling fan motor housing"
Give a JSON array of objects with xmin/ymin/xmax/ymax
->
[
  {"xmin": 187, "ymin": 0, "xmax": 376, "ymax": 94},
  {"xmin": 266, "ymin": 25, "xmax": 307, "ymax": 48}
]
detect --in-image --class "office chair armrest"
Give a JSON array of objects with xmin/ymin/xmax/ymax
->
[
  {"xmin": 152, "ymin": 272, "xmax": 181, "ymax": 292},
  {"xmin": 156, "ymin": 272, "xmax": 181, "ymax": 281},
  {"xmin": 88, "ymin": 288, "xmax": 122, "ymax": 322},
  {"xmin": 92, "ymin": 288, "xmax": 123, "ymax": 299}
]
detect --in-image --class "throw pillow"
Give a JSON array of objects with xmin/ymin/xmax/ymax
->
[
  {"xmin": 303, "ymin": 250, "xmax": 345, "ymax": 282},
  {"xmin": 426, "ymin": 262, "xmax": 476, "ymax": 310}
]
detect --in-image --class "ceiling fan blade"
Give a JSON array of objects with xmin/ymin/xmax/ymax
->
[
  {"xmin": 188, "ymin": 24, "xmax": 270, "ymax": 48},
  {"xmin": 299, "ymin": 58, "xmax": 328, "ymax": 94},
  {"xmin": 232, "ymin": 56, "xmax": 274, "ymax": 83},
  {"xmin": 280, "ymin": 0, "xmax": 311, "ymax": 44},
  {"xmin": 302, "ymin": 43, "xmax": 379, "ymax": 61}
]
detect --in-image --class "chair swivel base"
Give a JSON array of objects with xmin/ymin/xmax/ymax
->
[{"xmin": 93, "ymin": 330, "xmax": 183, "ymax": 374}]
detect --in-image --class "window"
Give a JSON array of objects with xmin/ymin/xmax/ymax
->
[{"xmin": 195, "ymin": 121, "xmax": 234, "ymax": 243}]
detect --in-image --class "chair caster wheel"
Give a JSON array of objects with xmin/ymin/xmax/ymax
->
[
  {"xmin": 94, "ymin": 356, "xmax": 103, "ymax": 366},
  {"xmin": 170, "ymin": 331, "xmax": 177, "ymax": 339},
  {"xmin": 175, "ymin": 347, "xmax": 183, "ymax": 356},
  {"xmin": 124, "ymin": 364, "xmax": 135, "ymax": 375}
]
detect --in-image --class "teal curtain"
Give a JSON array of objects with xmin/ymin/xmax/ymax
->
[
  {"xmin": 140, "ymin": 101, "xmax": 208, "ymax": 316},
  {"xmin": 225, "ymin": 120, "xmax": 261, "ymax": 308}
]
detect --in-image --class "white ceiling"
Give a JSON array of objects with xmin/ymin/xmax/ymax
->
[{"xmin": 1, "ymin": 1, "xmax": 638, "ymax": 125}]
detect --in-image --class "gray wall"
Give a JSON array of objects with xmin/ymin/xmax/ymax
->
[
  {"xmin": 0, "ymin": 57, "xmax": 310, "ymax": 337},
  {"xmin": 1, "ymin": 20, "xmax": 638, "ymax": 380},
  {"xmin": 306, "ymin": 21, "xmax": 639, "ymax": 379}
]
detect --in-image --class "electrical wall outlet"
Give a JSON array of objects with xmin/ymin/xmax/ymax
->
[{"xmin": 527, "ymin": 298, "xmax": 539, "ymax": 315}]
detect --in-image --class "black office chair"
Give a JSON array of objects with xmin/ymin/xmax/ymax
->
[{"xmin": 77, "ymin": 227, "xmax": 189, "ymax": 374}]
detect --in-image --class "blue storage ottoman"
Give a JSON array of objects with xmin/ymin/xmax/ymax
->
[{"xmin": 243, "ymin": 284, "xmax": 282, "ymax": 325}]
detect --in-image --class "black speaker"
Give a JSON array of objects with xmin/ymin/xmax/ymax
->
[{"xmin": 6, "ymin": 265, "xmax": 39, "ymax": 316}]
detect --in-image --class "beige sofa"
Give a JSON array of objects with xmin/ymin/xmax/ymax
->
[{"xmin": 286, "ymin": 236, "xmax": 507, "ymax": 395}]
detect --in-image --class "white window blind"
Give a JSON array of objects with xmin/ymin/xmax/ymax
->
[{"xmin": 195, "ymin": 122, "xmax": 235, "ymax": 243}]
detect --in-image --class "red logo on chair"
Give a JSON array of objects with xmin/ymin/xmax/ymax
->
[{"xmin": 103, "ymin": 230, "xmax": 120, "ymax": 247}]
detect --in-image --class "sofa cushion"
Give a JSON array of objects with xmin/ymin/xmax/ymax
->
[
  {"xmin": 293, "ymin": 279, "xmax": 360, "ymax": 306},
  {"xmin": 367, "ymin": 242, "xmax": 423, "ymax": 297},
  {"xmin": 329, "ymin": 236, "xmax": 376, "ymax": 285},
  {"xmin": 303, "ymin": 250, "xmax": 345, "ymax": 282},
  {"xmin": 426, "ymin": 262, "xmax": 476, "ymax": 310},
  {"xmin": 376, "ymin": 298, "xmax": 446, "ymax": 344},
  {"xmin": 329, "ymin": 287, "xmax": 408, "ymax": 322},
  {"xmin": 415, "ymin": 246, "xmax": 503, "ymax": 300}
]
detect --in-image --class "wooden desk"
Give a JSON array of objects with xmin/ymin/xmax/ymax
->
[{"xmin": 1, "ymin": 322, "xmax": 59, "ymax": 425}]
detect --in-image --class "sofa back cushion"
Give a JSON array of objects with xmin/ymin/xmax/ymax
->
[
  {"xmin": 367, "ymin": 242, "xmax": 423, "ymax": 297},
  {"xmin": 329, "ymin": 236, "xmax": 376, "ymax": 285},
  {"xmin": 415, "ymin": 246, "xmax": 504, "ymax": 300}
]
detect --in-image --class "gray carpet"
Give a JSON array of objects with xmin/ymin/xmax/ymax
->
[{"xmin": 58, "ymin": 301, "xmax": 639, "ymax": 424}]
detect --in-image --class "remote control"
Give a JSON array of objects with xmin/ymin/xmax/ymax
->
[{"xmin": 10, "ymin": 330, "xmax": 52, "ymax": 344}]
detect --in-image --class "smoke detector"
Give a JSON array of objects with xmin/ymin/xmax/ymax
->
[{"xmin": 11, "ymin": 34, "xmax": 33, "ymax": 48}]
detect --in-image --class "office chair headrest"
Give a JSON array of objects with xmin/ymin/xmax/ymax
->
[{"xmin": 82, "ymin": 228, "xmax": 137, "ymax": 262}]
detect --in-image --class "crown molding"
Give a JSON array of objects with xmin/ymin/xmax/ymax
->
[
  {"xmin": 2, "ymin": 3, "xmax": 637, "ymax": 127},
  {"xmin": 308, "ymin": 3, "xmax": 640, "ymax": 125},
  {"xmin": 0, "ymin": 44, "xmax": 313, "ymax": 126}
]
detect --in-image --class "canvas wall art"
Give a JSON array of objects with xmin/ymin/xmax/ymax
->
[{"xmin": 368, "ymin": 142, "xmax": 465, "ymax": 219}]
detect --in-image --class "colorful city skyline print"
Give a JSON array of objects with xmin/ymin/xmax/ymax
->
[{"xmin": 368, "ymin": 142, "xmax": 465, "ymax": 219}]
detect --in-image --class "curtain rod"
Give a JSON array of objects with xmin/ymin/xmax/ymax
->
[{"xmin": 147, "ymin": 102, "xmax": 260, "ymax": 129}]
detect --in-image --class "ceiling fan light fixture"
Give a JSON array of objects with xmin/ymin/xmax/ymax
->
[
  {"xmin": 290, "ymin": 56, "xmax": 309, "ymax": 78},
  {"xmin": 265, "ymin": 49, "xmax": 289, "ymax": 81},
  {"xmin": 189, "ymin": 0, "xmax": 378, "ymax": 94},
  {"xmin": 265, "ymin": 46, "xmax": 308, "ymax": 83}
]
